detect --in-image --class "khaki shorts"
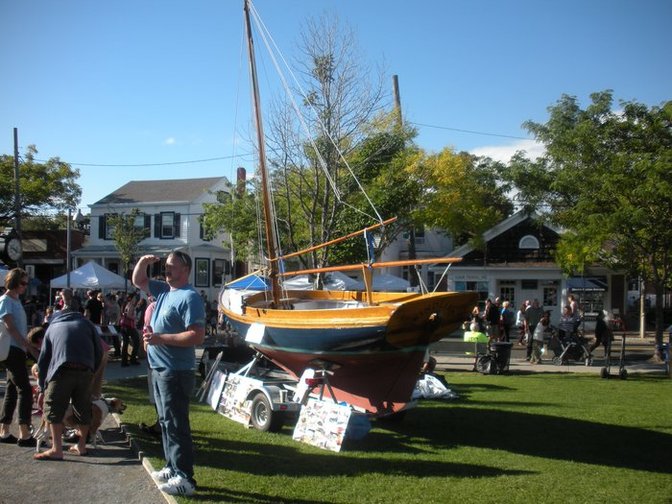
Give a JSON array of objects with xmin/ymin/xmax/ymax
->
[{"xmin": 43, "ymin": 367, "xmax": 93, "ymax": 425}]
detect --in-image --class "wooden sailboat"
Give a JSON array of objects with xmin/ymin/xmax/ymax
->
[{"xmin": 220, "ymin": 0, "xmax": 478, "ymax": 416}]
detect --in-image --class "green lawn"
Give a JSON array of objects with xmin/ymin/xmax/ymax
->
[{"xmin": 107, "ymin": 372, "xmax": 672, "ymax": 504}]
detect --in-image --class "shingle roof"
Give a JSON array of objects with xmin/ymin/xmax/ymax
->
[{"xmin": 93, "ymin": 177, "xmax": 226, "ymax": 205}]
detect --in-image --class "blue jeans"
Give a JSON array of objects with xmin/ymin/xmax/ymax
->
[{"xmin": 152, "ymin": 368, "xmax": 196, "ymax": 482}]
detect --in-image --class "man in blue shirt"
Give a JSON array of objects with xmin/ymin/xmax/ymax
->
[{"xmin": 132, "ymin": 250, "xmax": 205, "ymax": 497}]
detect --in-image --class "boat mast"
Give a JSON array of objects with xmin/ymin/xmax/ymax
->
[{"xmin": 243, "ymin": 0, "xmax": 281, "ymax": 306}]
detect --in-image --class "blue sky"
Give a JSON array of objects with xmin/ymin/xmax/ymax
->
[{"xmin": 1, "ymin": 0, "xmax": 670, "ymax": 212}]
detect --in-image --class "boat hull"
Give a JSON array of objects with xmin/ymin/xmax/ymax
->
[
  {"xmin": 222, "ymin": 289, "xmax": 477, "ymax": 414},
  {"xmin": 253, "ymin": 344, "xmax": 427, "ymax": 415}
]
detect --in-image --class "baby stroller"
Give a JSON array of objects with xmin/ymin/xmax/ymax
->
[
  {"xmin": 475, "ymin": 341, "xmax": 513, "ymax": 375},
  {"xmin": 550, "ymin": 330, "xmax": 592, "ymax": 366}
]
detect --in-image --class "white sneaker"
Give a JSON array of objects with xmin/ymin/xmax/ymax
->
[
  {"xmin": 151, "ymin": 467, "xmax": 174, "ymax": 483},
  {"xmin": 159, "ymin": 475, "xmax": 196, "ymax": 496}
]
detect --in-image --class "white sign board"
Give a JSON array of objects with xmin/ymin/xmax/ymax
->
[
  {"xmin": 206, "ymin": 370, "xmax": 227, "ymax": 410},
  {"xmin": 292, "ymin": 398, "xmax": 351, "ymax": 452},
  {"xmin": 217, "ymin": 375, "xmax": 258, "ymax": 426}
]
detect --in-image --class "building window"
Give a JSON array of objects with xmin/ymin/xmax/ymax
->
[
  {"xmin": 519, "ymin": 235, "xmax": 540, "ymax": 249},
  {"xmin": 543, "ymin": 281, "xmax": 559, "ymax": 307},
  {"xmin": 212, "ymin": 259, "xmax": 230, "ymax": 287},
  {"xmin": 101, "ymin": 213, "xmax": 117, "ymax": 240},
  {"xmin": 154, "ymin": 212, "xmax": 181, "ymax": 239},
  {"xmin": 199, "ymin": 218, "xmax": 211, "ymax": 241},
  {"xmin": 162, "ymin": 213, "xmax": 175, "ymax": 238},
  {"xmin": 194, "ymin": 258, "xmax": 209, "ymax": 287},
  {"xmin": 500, "ymin": 285, "xmax": 516, "ymax": 307},
  {"xmin": 521, "ymin": 279, "xmax": 538, "ymax": 290},
  {"xmin": 100, "ymin": 212, "xmax": 149, "ymax": 240},
  {"xmin": 415, "ymin": 227, "xmax": 425, "ymax": 245}
]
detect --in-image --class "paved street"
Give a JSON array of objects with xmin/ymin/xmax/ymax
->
[{"xmin": 0, "ymin": 359, "xmax": 170, "ymax": 504}]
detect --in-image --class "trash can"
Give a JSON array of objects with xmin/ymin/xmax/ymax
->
[{"xmin": 489, "ymin": 341, "xmax": 513, "ymax": 374}]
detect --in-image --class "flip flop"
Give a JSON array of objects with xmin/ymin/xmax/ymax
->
[
  {"xmin": 34, "ymin": 451, "xmax": 64, "ymax": 461},
  {"xmin": 68, "ymin": 446, "xmax": 88, "ymax": 456}
]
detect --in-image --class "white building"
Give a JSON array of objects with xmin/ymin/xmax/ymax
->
[{"xmin": 72, "ymin": 176, "xmax": 233, "ymax": 302}]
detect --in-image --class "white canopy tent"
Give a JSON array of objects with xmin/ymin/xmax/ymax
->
[
  {"xmin": 282, "ymin": 271, "xmax": 364, "ymax": 291},
  {"xmin": 50, "ymin": 261, "xmax": 128, "ymax": 291},
  {"xmin": 281, "ymin": 271, "xmax": 409, "ymax": 291},
  {"xmin": 370, "ymin": 273, "xmax": 410, "ymax": 292}
]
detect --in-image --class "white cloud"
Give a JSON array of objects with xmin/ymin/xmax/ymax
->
[
  {"xmin": 164, "ymin": 137, "xmax": 176, "ymax": 146},
  {"xmin": 470, "ymin": 139, "xmax": 545, "ymax": 163}
]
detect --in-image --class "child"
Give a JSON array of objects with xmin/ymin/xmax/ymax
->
[
  {"xmin": 530, "ymin": 313, "xmax": 549, "ymax": 364},
  {"xmin": 27, "ymin": 326, "xmax": 47, "ymax": 415}
]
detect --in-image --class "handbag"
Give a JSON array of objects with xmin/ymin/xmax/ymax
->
[{"xmin": 0, "ymin": 320, "xmax": 11, "ymax": 361}]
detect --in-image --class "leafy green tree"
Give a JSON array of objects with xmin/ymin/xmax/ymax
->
[
  {"xmin": 410, "ymin": 148, "xmax": 513, "ymax": 250},
  {"xmin": 21, "ymin": 213, "xmax": 69, "ymax": 231},
  {"xmin": 106, "ymin": 209, "xmax": 148, "ymax": 288},
  {"xmin": 0, "ymin": 145, "xmax": 81, "ymax": 225},
  {"xmin": 326, "ymin": 119, "xmax": 423, "ymax": 265},
  {"xmin": 506, "ymin": 90, "xmax": 672, "ymax": 347},
  {"xmin": 202, "ymin": 182, "xmax": 258, "ymax": 263}
]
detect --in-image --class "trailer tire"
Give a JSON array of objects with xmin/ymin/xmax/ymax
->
[{"xmin": 250, "ymin": 393, "xmax": 284, "ymax": 432}]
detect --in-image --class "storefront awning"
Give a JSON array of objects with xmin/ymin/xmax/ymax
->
[{"xmin": 566, "ymin": 276, "xmax": 607, "ymax": 292}]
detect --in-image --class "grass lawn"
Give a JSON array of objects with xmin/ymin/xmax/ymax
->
[{"xmin": 107, "ymin": 371, "xmax": 672, "ymax": 504}]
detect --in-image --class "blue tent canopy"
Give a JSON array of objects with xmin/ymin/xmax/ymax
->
[{"xmin": 226, "ymin": 275, "xmax": 269, "ymax": 290}]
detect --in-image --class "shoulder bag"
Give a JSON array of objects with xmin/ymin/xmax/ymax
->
[{"xmin": 0, "ymin": 320, "xmax": 11, "ymax": 361}]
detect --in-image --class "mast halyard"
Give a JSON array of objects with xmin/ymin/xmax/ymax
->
[{"xmin": 243, "ymin": 0, "xmax": 281, "ymax": 306}]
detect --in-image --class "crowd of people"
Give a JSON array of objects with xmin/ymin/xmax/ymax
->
[
  {"xmin": 1, "ymin": 250, "xmax": 208, "ymax": 496},
  {"xmin": 466, "ymin": 293, "xmax": 603, "ymax": 365}
]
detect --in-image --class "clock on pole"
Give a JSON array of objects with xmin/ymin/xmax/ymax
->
[{"xmin": 1, "ymin": 228, "xmax": 22, "ymax": 264}]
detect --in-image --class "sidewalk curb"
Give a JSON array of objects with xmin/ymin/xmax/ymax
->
[{"xmin": 113, "ymin": 413, "xmax": 178, "ymax": 504}]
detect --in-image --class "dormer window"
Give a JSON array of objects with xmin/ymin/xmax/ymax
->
[{"xmin": 519, "ymin": 235, "xmax": 539, "ymax": 250}]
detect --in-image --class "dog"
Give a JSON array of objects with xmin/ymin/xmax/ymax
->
[{"xmin": 35, "ymin": 397, "xmax": 127, "ymax": 451}]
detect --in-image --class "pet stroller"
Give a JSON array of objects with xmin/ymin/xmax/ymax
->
[
  {"xmin": 475, "ymin": 341, "xmax": 513, "ymax": 375},
  {"xmin": 550, "ymin": 330, "xmax": 592, "ymax": 366}
]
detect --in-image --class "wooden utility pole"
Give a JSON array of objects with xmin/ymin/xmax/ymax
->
[
  {"xmin": 13, "ymin": 128, "xmax": 23, "ymax": 268},
  {"xmin": 392, "ymin": 74, "xmax": 403, "ymax": 125},
  {"xmin": 392, "ymin": 75, "xmax": 419, "ymax": 288}
]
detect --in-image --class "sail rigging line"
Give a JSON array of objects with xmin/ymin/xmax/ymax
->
[
  {"xmin": 247, "ymin": 0, "xmax": 384, "ymax": 226},
  {"xmin": 226, "ymin": 24, "xmax": 250, "ymax": 273}
]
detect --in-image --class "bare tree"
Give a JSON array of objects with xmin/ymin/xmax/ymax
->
[{"xmin": 265, "ymin": 13, "xmax": 388, "ymax": 272}]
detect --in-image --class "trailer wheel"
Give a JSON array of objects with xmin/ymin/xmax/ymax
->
[{"xmin": 250, "ymin": 393, "xmax": 284, "ymax": 432}]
